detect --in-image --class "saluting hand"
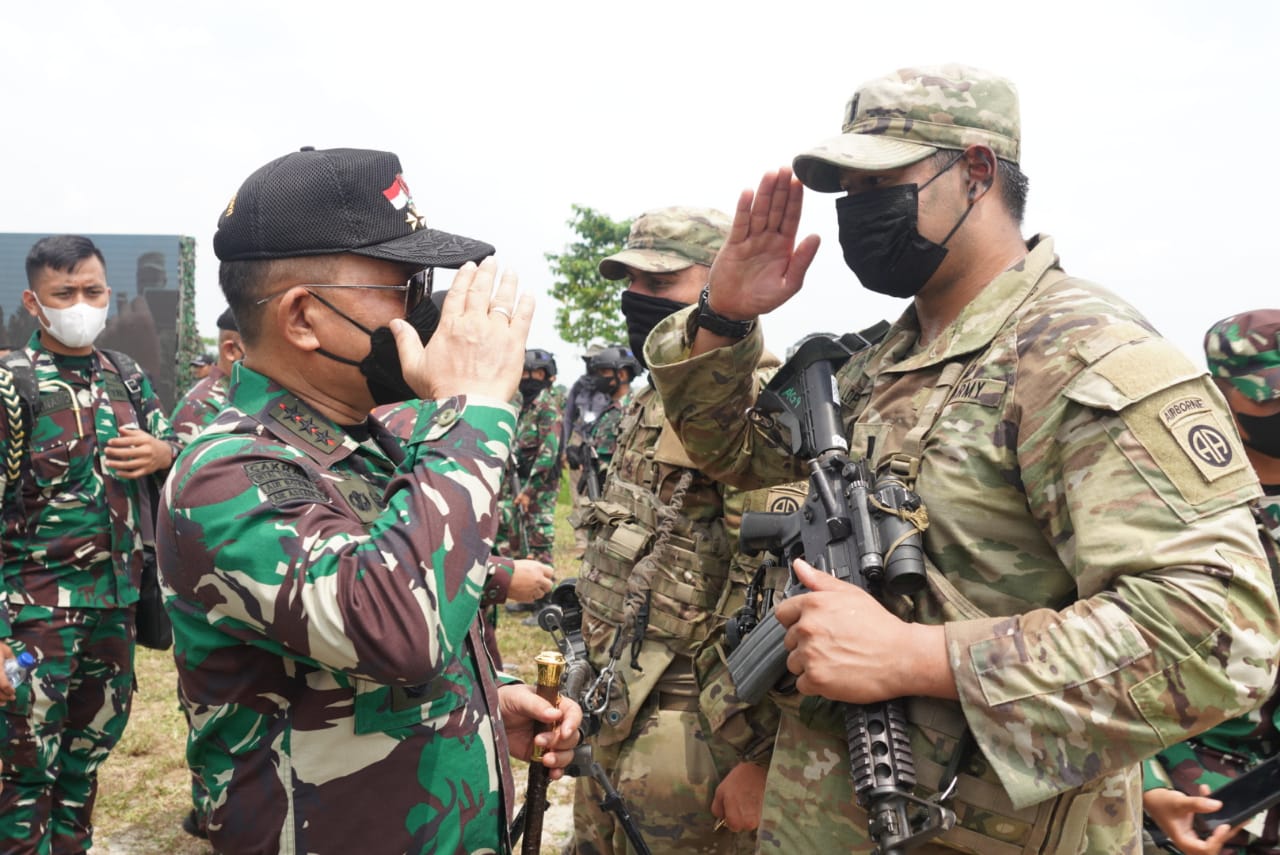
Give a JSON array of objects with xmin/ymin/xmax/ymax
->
[
  {"xmin": 701, "ymin": 168, "xmax": 821, "ymax": 328},
  {"xmin": 393, "ymin": 258, "xmax": 533, "ymax": 402}
]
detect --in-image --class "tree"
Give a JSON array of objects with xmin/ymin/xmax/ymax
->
[{"xmin": 545, "ymin": 205, "xmax": 632, "ymax": 348}]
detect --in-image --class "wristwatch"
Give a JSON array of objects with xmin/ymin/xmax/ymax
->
[{"xmin": 694, "ymin": 284, "xmax": 755, "ymax": 339}]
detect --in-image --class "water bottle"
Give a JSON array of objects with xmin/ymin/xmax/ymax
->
[{"xmin": 4, "ymin": 652, "xmax": 36, "ymax": 688}]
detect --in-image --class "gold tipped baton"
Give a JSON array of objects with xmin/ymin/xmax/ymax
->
[{"xmin": 513, "ymin": 650, "xmax": 566, "ymax": 854}]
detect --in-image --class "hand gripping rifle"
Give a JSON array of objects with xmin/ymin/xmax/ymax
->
[
  {"xmin": 723, "ymin": 330, "xmax": 956, "ymax": 855},
  {"xmin": 521, "ymin": 580, "xmax": 652, "ymax": 855}
]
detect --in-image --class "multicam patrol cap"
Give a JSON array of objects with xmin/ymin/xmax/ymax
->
[
  {"xmin": 793, "ymin": 64, "xmax": 1021, "ymax": 193},
  {"xmin": 598, "ymin": 206, "xmax": 731, "ymax": 280},
  {"xmin": 1205, "ymin": 309, "xmax": 1280, "ymax": 403}
]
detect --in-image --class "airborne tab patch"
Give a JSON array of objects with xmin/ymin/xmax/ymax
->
[
  {"xmin": 243, "ymin": 460, "xmax": 327, "ymax": 507},
  {"xmin": 1158, "ymin": 395, "xmax": 1243, "ymax": 483}
]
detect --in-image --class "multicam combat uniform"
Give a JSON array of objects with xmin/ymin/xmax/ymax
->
[
  {"xmin": 157, "ymin": 364, "xmax": 518, "ymax": 855},
  {"xmin": 0, "ymin": 331, "xmax": 177, "ymax": 853},
  {"xmin": 168, "ymin": 363, "xmax": 230, "ymax": 445},
  {"xmin": 648, "ymin": 237, "xmax": 1280, "ymax": 854},
  {"xmin": 495, "ymin": 384, "xmax": 563, "ymax": 564},
  {"xmin": 571, "ymin": 360, "xmax": 777, "ymax": 855}
]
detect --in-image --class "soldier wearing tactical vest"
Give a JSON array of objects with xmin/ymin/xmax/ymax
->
[
  {"xmin": 646, "ymin": 65, "xmax": 1280, "ymax": 853},
  {"xmin": 570, "ymin": 207, "xmax": 781, "ymax": 855}
]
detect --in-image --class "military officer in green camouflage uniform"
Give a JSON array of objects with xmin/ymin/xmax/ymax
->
[
  {"xmin": 646, "ymin": 65, "xmax": 1280, "ymax": 854},
  {"xmin": 169, "ymin": 306, "xmax": 242, "ymax": 446},
  {"xmin": 570, "ymin": 207, "xmax": 780, "ymax": 855},
  {"xmin": 496, "ymin": 348, "xmax": 564, "ymax": 566},
  {"xmin": 0, "ymin": 234, "xmax": 180, "ymax": 854},
  {"xmin": 157, "ymin": 146, "xmax": 581, "ymax": 855},
  {"xmin": 1142, "ymin": 309, "xmax": 1280, "ymax": 855}
]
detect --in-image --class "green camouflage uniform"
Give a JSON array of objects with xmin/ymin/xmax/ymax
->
[
  {"xmin": 496, "ymin": 384, "xmax": 563, "ymax": 563},
  {"xmin": 157, "ymin": 363, "xmax": 519, "ymax": 855},
  {"xmin": 167, "ymin": 361, "xmax": 234, "ymax": 836},
  {"xmin": 168, "ymin": 364, "xmax": 230, "ymax": 446},
  {"xmin": 586, "ymin": 394, "xmax": 629, "ymax": 465},
  {"xmin": 0, "ymin": 330, "xmax": 177, "ymax": 854},
  {"xmin": 1140, "ymin": 312, "xmax": 1280, "ymax": 854},
  {"xmin": 647, "ymin": 237, "xmax": 1280, "ymax": 854}
]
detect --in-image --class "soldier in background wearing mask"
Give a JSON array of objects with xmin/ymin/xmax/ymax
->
[
  {"xmin": 562, "ymin": 343, "xmax": 611, "ymax": 558},
  {"xmin": 0, "ymin": 234, "xmax": 179, "ymax": 853},
  {"xmin": 647, "ymin": 65, "xmax": 1280, "ymax": 852},
  {"xmin": 570, "ymin": 207, "xmax": 780, "ymax": 855}
]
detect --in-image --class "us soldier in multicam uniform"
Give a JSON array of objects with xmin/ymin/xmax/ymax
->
[
  {"xmin": 0, "ymin": 235, "xmax": 180, "ymax": 854},
  {"xmin": 564, "ymin": 343, "xmax": 611, "ymax": 557},
  {"xmin": 496, "ymin": 348, "xmax": 564, "ymax": 566},
  {"xmin": 1141, "ymin": 309, "xmax": 1280, "ymax": 855},
  {"xmin": 157, "ymin": 146, "xmax": 581, "ymax": 855},
  {"xmin": 570, "ymin": 207, "xmax": 780, "ymax": 855},
  {"xmin": 646, "ymin": 65, "xmax": 1280, "ymax": 854},
  {"xmin": 169, "ymin": 306, "xmax": 242, "ymax": 446}
]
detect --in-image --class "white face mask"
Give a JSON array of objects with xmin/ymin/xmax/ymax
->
[{"xmin": 33, "ymin": 295, "xmax": 109, "ymax": 349}]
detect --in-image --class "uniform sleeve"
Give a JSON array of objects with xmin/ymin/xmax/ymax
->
[
  {"xmin": 647, "ymin": 307, "xmax": 803, "ymax": 490},
  {"xmin": 946, "ymin": 333, "xmax": 1280, "ymax": 809},
  {"xmin": 161, "ymin": 396, "xmax": 516, "ymax": 685},
  {"xmin": 137, "ymin": 372, "xmax": 181, "ymax": 463}
]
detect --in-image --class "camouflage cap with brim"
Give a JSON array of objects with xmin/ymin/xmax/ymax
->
[
  {"xmin": 598, "ymin": 206, "xmax": 730, "ymax": 280},
  {"xmin": 1205, "ymin": 309, "xmax": 1280, "ymax": 403},
  {"xmin": 793, "ymin": 64, "xmax": 1021, "ymax": 193}
]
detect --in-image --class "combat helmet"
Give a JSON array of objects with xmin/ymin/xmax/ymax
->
[
  {"xmin": 524, "ymin": 348, "xmax": 558, "ymax": 378},
  {"xmin": 588, "ymin": 345, "xmax": 642, "ymax": 381}
]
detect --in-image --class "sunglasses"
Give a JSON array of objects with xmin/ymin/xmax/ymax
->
[{"xmin": 255, "ymin": 268, "xmax": 433, "ymax": 313}]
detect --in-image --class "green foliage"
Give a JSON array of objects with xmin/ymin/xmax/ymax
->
[{"xmin": 545, "ymin": 205, "xmax": 632, "ymax": 348}]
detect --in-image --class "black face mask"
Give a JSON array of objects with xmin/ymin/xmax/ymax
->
[
  {"xmin": 311, "ymin": 292, "xmax": 441, "ymax": 406},
  {"xmin": 1237, "ymin": 411, "xmax": 1280, "ymax": 459},
  {"xmin": 835, "ymin": 153, "xmax": 972, "ymax": 299},
  {"xmin": 519, "ymin": 377, "xmax": 550, "ymax": 406},
  {"xmin": 620, "ymin": 290, "xmax": 688, "ymax": 369},
  {"xmin": 584, "ymin": 374, "xmax": 620, "ymax": 396}
]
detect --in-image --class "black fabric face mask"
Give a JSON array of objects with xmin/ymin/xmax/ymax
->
[
  {"xmin": 584, "ymin": 374, "xmax": 620, "ymax": 396},
  {"xmin": 835, "ymin": 152, "xmax": 972, "ymax": 299},
  {"xmin": 312, "ymin": 293, "xmax": 441, "ymax": 406},
  {"xmin": 620, "ymin": 290, "xmax": 689, "ymax": 369},
  {"xmin": 1237, "ymin": 410, "xmax": 1280, "ymax": 459},
  {"xmin": 519, "ymin": 377, "xmax": 550, "ymax": 406}
]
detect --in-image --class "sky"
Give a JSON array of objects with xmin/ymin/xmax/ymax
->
[{"xmin": 3, "ymin": 1, "xmax": 1276, "ymax": 388}]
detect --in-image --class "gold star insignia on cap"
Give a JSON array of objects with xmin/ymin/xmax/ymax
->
[{"xmin": 404, "ymin": 204, "xmax": 426, "ymax": 231}]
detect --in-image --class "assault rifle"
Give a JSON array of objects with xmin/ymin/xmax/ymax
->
[
  {"xmin": 524, "ymin": 580, "xmax": 651, "ymax": 855},
  {"xmin": 567, "ymin": 442, "xmax": 604, "ymax": 502},
  {"xmin": 723, "ymin": 329, "xmax": 956, "ymax": 855}
]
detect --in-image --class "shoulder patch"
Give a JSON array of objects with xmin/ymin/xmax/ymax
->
[{"xmin": 242, "ymin": 460, "xmax": 328, "ymax": 507}]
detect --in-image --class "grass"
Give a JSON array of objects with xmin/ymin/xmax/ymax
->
[{"xmin": 94, "ymin": 472, "xmax": 581, "ymax": 854}]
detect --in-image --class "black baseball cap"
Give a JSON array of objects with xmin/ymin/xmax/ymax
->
[
  {"xmin": 215, "ymin": 307, "xmax": 238, "ymax": 332},
  {"xmin": 213, "ymin": 147, "xmax": 495, "ymax": 268}
]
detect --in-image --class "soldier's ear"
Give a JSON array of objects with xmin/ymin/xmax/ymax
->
[{"xmin": 277, "ymin": 287, "xmax": 322, "ymax": 353}]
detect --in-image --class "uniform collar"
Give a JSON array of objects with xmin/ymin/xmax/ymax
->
[
  {"xmin": 879, "ymin": 234, "xmax": 1060, "ymax": 373},
  {"xmin": 228, "ymin": 362, "xmax": 371, "ymax": 468}
]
